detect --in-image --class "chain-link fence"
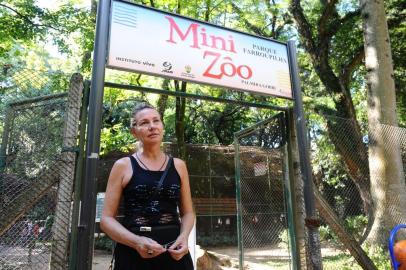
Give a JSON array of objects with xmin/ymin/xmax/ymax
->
[
  {"xmin": 234, "ymin": 113, "xmax": 293, "ymax": 269},
  {"xmin": 309, "ymin": 114, "xmax": 406, "ymax": 269},
  {"xmin": 0, "ymin": 68, "xmax": 83, "ymax": 270}
]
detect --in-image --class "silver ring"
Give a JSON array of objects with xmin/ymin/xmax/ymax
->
[{"xmin": 147, "ymin": 250, "xmax": 153, "ymax": 255}]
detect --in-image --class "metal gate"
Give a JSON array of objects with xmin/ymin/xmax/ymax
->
[
  {"xmin": 234, "ymin": 112, "xmax": 297, "ymax": 270},
  {"xmin": 0, "ymin": 72, "xmax": 84, "ymax": 270}
]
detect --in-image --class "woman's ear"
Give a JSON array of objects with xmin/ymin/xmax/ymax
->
[{"xmin": 130, "ymin": 127, "xmax": 138, "ymax": 138}]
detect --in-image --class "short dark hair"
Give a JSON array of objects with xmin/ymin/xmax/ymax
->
[{"xmin": 130, "ymin": 102, "xmax": 160, "ymax": 127}]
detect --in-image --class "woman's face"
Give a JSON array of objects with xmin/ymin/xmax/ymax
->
[{"xmin": 132, "ymin": 108, "xmax": 164, "ymax": 144}]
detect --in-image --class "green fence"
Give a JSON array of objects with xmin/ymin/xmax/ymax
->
[{"xmin": 0, "ymin": 68, "xmax": 83, "ymax": 270}]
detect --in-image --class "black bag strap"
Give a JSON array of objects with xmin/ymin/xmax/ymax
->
[
  {"xmin": 128, "ymin": 154, "xmax": 172, "ymax": 198},
  {"xmin": 151, "ymin": 156, "xmax": 172, "ymax": 199}
]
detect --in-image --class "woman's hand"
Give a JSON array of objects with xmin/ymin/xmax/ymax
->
[
  {"xmin": 134, "ymin": 236, "xmax": 166, "ymax": 258},
  {"xmin": 167, "ymin": 235, "xmax": 189, "ymax": 260}
]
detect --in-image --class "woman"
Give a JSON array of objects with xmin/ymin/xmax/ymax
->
[{"xmin": 101, "ymin": 103, "xmax": 195, "ymax": 270}]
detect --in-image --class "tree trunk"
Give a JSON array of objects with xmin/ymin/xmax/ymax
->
[
  {"xmin": 157, "ymin": 79, "xmax": 170, "ymax": 118},
  {"xmin": 175, "ymin": 80, "xmax": 187, "ymax": 159},
  {"xmin": 289, "ymin": 0, "xmax": 374, "ymax": 240},
  {"xmin": 360, "ymin": 0, "xmax": 406, "ymax": 246}
]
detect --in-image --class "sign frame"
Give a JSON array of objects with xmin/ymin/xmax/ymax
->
[{"xmin": 106, "ymin": 0, "xmax": 293, "ymax": 99}]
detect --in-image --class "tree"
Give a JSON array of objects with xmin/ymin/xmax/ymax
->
[
  {"xmin": 360, "ymin": 0, "xmax": 406, "ymax": 246},
  {"xmin": 290, "ymin": 0, "xmax": 372, "ymax": 236}
]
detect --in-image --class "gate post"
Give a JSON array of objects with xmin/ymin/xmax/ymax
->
[
  {"xmin": 50, "ymin": 73, "xmax": 84, "ymax": 269},
  {"xmin": 0, "ymin": 105, "xmax": 13, "ymax": 209}
]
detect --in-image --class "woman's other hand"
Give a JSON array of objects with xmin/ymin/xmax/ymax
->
[{"xmin": 167, "ymin": 235, "xmax": 189, "ymax": 260}]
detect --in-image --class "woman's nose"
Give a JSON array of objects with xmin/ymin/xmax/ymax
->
[{"xmin": 148, "ymin": 122, "xmax": 158, "ymax": 129}]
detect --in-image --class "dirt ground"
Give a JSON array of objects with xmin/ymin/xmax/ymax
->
[
  {"xmin": 92, "ymin": 247, "xmax": 279, "ymax": 270},
  {"xmin": 92, "ymin": 246, "xmax": 341, "ymax": 270}
]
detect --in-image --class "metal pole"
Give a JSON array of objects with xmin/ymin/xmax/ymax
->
[
  {"xmin": 287, "ymin": 40, "xmax": 322, "ymax": 269},
  {"xmin": 76, "ymin": 0, "xmax": 111, "ymax": 269},
  {"xmin": 233, "ymin": 137, "xmax": 244, "ymax": 270}
]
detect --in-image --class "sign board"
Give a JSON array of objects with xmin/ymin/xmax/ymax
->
[
  {"xmin": 95, "ymin": 192, "xmax": 105, "ymax": 222},
  {"xmin": 107, "ymin": 0, "xmax": 292, "ymax": 98}
]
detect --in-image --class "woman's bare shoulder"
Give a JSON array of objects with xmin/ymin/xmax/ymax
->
[
  {"xmin": 114, "ymin": 156, "xmax": 131, "ymax": 167},
  {"xmin": 109, "ymin": 156, "xmax": 132, "ymax": 187},
  {"xmin": 173, "ymin": 157, "xmax": 187, "ymax": 168},
  {"xmin": 173, "ymin": 157, "xmax": 188, "ymax": 176}
]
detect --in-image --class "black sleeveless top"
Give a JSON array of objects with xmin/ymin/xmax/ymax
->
[{"xmin": 122, "ymin": 155, "xmax": 181, "ymax": 228}]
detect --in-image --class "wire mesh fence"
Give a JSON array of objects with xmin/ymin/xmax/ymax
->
[
  {"xmin": 309, "ymin": 114, "xmax": 406, "ymax": 269},
  {"xmin": 3, "ymin": 68, "xmax": 401, "ymax": 270},
  {"xmin": 0, "ymin": 67, "xmax": 83, "ymax": 270},
  {"xmin": 235, "ymin": 113, "xmax": 292, "ymax": 269}
]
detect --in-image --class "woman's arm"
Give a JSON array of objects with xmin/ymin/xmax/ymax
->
[
  {"xmin": 100, "ymin": 158, "xmax": 165, "ymax": 257},
  {"xmin": 168, "ymin": 158, "xmax": 195, "ymax": 260}
]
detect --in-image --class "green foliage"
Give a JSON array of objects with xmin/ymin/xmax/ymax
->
[
  {"xmin": 322, "ymin": 253, "xmax": 362, "ymax": 270},
  {"xmin": 197, "ymin": 234, "xmax": 237, "ymax": 247},
  {"xmin": 277, "ymin": 229, "xmax": 289, "ymax": 249},
  {"xmin": 319, "ymin": 225, "xmax": 338, "ymax": 243},
  {"xmin": 345, "ymin": 215, "xmax": 368, "ymax": 239},
  {"xmin": 319, "ymin": 215, "xmax": 368, "ymax": 244},
  {"xmin": 0, "ymin": 0, "xmax": 90, "ymax": 58},
  {"xmin": 363, "ymin": 245, "xmax": 391, "ymax": 270},
  {"xmin": 94, "ymin": 234, "xmax": 114, "ymax": 252}
]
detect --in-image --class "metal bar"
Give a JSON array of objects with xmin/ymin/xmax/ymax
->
[
  {"xmin": 287, "ymin": 40, "xmax": 322, "ymax": 269},
  {"xmin": 234, "ymin": 112, "xmax": 284, "ymax": 137},
  {"xmin": 104, "ymin": 82, "xmax": 289, "ymax": 111},
  {"xmin": 282, "ymin": 144, "xmax": 297, "ymax": 269},
  {"xmin": 76, "ymin": 0, "xmax": 111, "ymax": 269},
  {"xmin": 8, "ymin": 93, "xmax": 67, "ymax": 107},
  {"xmin": 233, "ymin": 136, "xmax": 244, "ymax": 270},
  {"xmin": 69, "ymin": 80, "xmax": 90, "ymax": 270}
]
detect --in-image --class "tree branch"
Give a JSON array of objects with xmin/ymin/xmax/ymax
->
[
  {"xmin": 326, "ymin": 9, "xmax": 361, "ymax": 40},
  {"xmin": 318, "ymin": 0, "xmax": 339, "ymax": 37},
  {"xmin": 0, "ymin": 3, "xmax": 63, "ymax": 32},
  {"xmin": 289, "ymin": 0, "xmax": 317, "ymax": 55},
  {"xmin": 230, "ymin": 2, "xmax": 268, "ymax": 36},
  {"xmin": 340, "ymin": 46, "xmax": 365, "ymax": 88}
]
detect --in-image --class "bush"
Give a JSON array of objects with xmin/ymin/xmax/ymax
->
[
  {"xmin": 197, "ymin": 234, "xmax": 237, "ymax": 247},
  {"xmin": 94, "ymin": 235, "xmax": 114, "ymax": 251}
]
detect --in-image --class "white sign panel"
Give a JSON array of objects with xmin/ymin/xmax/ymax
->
[
  {"xmin": 95, "ymin": 192, "xmax": 105, "ymax": 222},
  {"xmin": 107, "ymin": 1, "xmax": 292, "ymax": 99}
]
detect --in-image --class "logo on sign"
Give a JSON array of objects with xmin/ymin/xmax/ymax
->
[
  {"xmin": 162, "ymin": 61, "xmax": 173, "ymax": 74},
  {"xmin": 181, "ymin": 65, "xmax": 195, "ymax": 79}
]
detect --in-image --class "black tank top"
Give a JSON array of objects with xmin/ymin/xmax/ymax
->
[{"xmin": 122, "ymin": 155, "xmax": 181, "ymax": 228}]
